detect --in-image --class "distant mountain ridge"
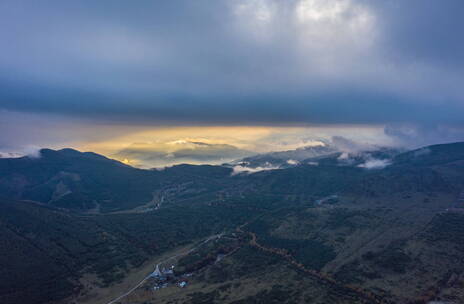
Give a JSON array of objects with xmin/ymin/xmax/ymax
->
[
  {"xmin": 0, "ymin": 143, "xmax": 457, "ymax": 212},
  {"xmin": 233, "ymin": 144, "xmax": 337, "ymax": 168},
  {"xmin": 231, "ymin": 143, "xmax": 403, "ymax": 171}
]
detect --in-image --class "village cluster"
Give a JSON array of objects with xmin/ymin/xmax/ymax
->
[{"xmin": 149, "ymin": 264, "xmax": 189, "ymax": 291}]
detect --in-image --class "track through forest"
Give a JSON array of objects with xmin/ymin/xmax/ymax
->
[{"xmin": 236, "ymin": 225, "xmax": 384, "ymax": 304}]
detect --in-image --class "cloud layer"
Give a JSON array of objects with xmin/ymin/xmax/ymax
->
[
  {"xmin": 1, "ymin": 0, "xmax": 463, "ymax": 127},
  {"xmin": 114, "ymin": 140, "xmax": 252, "ymax": 167},
  {"xmin": 1, "ymin": 1, "xmax": 463, "ymax": 162}
]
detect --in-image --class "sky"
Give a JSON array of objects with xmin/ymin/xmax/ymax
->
[{"xmin": 1, "ymin": 0, "xmax": 463, "ymax": 167}]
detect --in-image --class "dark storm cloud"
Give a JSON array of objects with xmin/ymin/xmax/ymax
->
[
  {"xmin": 370, "ymin": 0, "xmax": 464, "ymax": 68},
  {"xmin": 0, "ymin": 0, "xmax": 463, "ymax": 126}
]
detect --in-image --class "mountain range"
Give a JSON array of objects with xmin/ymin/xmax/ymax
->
[{"xmin": 1, "ymin": 142, "xmax": 464, "ymax": 304}]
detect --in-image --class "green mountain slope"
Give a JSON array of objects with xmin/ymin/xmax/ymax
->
[
  {"xmin": 0, "ymin": 149, "xmax": 233, "ymax": 212},
  {"xmin": 0, "ymin": 142, "xmax": 464, "ymax": 304}
]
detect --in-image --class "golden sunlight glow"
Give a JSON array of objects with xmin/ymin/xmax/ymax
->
[{"xmin": 73, "ymin": 125, "xmax": 390, "ymax": 168}]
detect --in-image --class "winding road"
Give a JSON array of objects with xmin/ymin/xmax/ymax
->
[{"xmin": 105, "ymin": 234, "xmax": 222, "ymax": 304}]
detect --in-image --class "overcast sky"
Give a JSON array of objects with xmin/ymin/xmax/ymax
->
[{"xmin": 1, "ymin": 0, "xmax": 463, "ymax": 166}]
